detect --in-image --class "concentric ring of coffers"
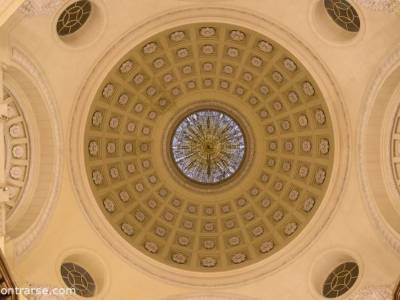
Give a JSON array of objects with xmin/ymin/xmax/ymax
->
[{"xmin": 84, "ymin": 23, "xmax": 334, "ymax": 271}]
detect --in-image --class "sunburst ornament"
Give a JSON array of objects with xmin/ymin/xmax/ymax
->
[{"xmin": 171, "ymin": 110, "xmax": 245, "ymax": 184}]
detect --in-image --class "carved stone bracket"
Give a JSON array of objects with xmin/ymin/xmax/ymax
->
[
  {"xmin": 19, "ymin": 0, "xmax": 65, "ymax": 16},
  {"xmin": 349, "ymin": 285, "xmax": 393, "ymax": 300},
  {"xmin": 354, "ymin": 0, "xmax": 400, "ymax": 12},
  {"xmin": 0, "ymin": 250, "xmax": 17, "ymax": 300}
]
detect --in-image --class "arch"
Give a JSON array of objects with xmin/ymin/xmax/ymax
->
[{"xmin": 4, "ymin": 46, "xmax": 63, "ymax": 258}]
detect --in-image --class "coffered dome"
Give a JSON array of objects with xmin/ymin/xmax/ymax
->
[{"xmin": 83, "ymin": 23, "xmax": 334, "ymax": 272}]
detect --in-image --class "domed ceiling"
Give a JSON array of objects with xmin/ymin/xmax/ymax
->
[{"xmin": 84, "ymin": 23, "xmax": 334, "ymax": 272}]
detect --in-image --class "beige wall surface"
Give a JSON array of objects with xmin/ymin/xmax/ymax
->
[{"xmin": 2, "ymin": 0, "xmax": 400, "ymax": 299}]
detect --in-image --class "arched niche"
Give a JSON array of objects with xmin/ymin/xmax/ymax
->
[{"xmin": 2, "ymin": 47, "xmax": 63, "ymax": 259}]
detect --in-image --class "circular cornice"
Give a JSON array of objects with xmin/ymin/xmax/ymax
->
[{"xmin": 69, "ymin": 6, "xmax": 350, "ymax": 287}]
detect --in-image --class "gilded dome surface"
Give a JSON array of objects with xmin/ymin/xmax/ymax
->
[{"xmin": 84, "ymin": 23, "xmax": 334, "ymax": 271}]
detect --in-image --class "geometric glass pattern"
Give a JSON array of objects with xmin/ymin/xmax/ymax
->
[
  {"xmin": 171, "ymin": 110, "xmax": 245, "ymax": 184},
  {"xmin": 324, "ymin": 0, "xmax": 360, "ymax": 32},
  {"xmin": 322, "ymin": 262, "xmax": 359, "ymax": 298},
  {"xmin": 56, "ymin": 0, "xmax": 91, "ymax": 36},
  {"xmin": 60, "ymin": 262, "xmax": 96, "ymax": 297}
]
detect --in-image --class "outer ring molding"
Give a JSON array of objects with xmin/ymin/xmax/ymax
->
[
  {"xmin": 358, "ymin": 43, "xmax": 400, "ymax": 256},
  {"xmin": 69, "ymin": 6, "xmax": 350, "ymax": 287}
]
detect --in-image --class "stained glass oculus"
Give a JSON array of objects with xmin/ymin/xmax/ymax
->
[
  {"xmin": 324, "ymin": 0, "xmax": 360, "ymax": 32},
  {"xmin": 60, "ymin": 262, "xmax": 96, "ymax": 297},
  {"xmin": 322, "ymin": 262, "xmax": 359, "ymax": 298},
  {"xmin": 171, "ymin": 110, "xmax": 245, "ymax": 184},
  {"xmin": 56, "ymin": 0, "xmax": 91, "ymax": 36}
]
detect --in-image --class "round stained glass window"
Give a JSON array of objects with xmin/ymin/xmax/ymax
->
[
  {"xmin": 60, "ymin": 262, "xmax": 96, "ymax": 297},
  {"xmin": 322, "ymin": 262, "xmax": 359, "ymax": 298},
  {"xmin": 324, "ymin": 0, "xmax": 360, "ymax": 32},
  {"xmin": 171, "ymin": 110, "xmax": 245, "ymax": 184},
  {"xmin": 56, "ymin": 0, "xmax": 92, "ymax": 36}
]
